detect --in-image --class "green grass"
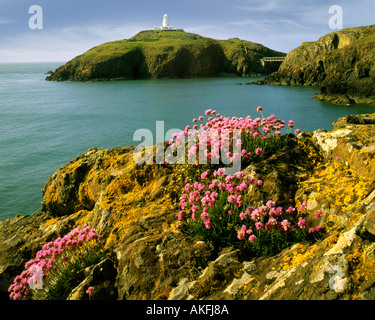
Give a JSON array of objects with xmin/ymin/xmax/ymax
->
[{"xmin": 73, "ymin": 29, "xmax": 285, "ymax": 65}]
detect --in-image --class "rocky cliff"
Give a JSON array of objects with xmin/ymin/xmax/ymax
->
[
  {"xmin": 251, "ymin": 25, "xmax": 375, "ymax": 105},
  {"xmin": 46, "ymin": 30, "xmax": 285, "ymax": 81},
  {"xmin": 1, "ymin": 113, "xmax": 375, "ymax": 300}
]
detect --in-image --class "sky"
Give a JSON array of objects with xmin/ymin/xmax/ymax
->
[{"xmin": 0, "ymin": 0, "xmax": 374, "ymax": 63}]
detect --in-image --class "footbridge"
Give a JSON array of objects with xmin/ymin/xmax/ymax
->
[{"xmin": 260, "ymin": 56, "xmax": 285, "ymax": 67}]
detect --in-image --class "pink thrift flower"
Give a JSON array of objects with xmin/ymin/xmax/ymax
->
[
  {"xmin": 239, "ymin": 182, "xmax": 248, "ymax": 191},
  {"xmin": 178, "ymin": 211, "xmax": 183, "ymax": 221},
  {"xmin": 300, "ymin": 202, "xmax": 307, "ymax": 211},
  {"xmin": 239, "ymin": 212, "xmax": 246, "ymax": 220},
  {"xmin": 236, "ymin": 171, "xmax": 245, "ymax": 179},
  {"xmin": 286, "ymin": 206, "xmax": 296, "ymax": 214},
  {"xmin": 225, "ymin": 175, "xmax": 233, "ymax": 182},
  {"xmin": 315, "ymin": 225, "xmax": 323, "ymax": 232},
  {"xmin": 255, "ymin": 148, "xmax": 263, "ymax": 156},
  {"xmin": 253, "ymin": 131, "xmax": 260, "ymax": 139},
  {"xmin": 217, "ymin": 168, "xmax": 225, "ymax": 176},
  {"xmin": 255, "ymin": 222, "xmax": 263, "ymax": 230},
  {"xmin": 204, "ymin": 219, "xmax": 212, "ymax": 229},
  {"xmin": 298, "ymin": 218, "xmax": 307, "ymax": 229},
  {"xmin": 295, "ymin": 129, "xmax": 301, "ymax": 135},
  {"xmin": 237, "ymin": 230, "xmax": 245, "ymax": 240},
  {"xmin": 314, "ymin": 210, "xmax": 323, "ymax": 219},
  {"xmin": 249, "ymin": 235, "xmax": 257, "ymax": 243},
  {"xmin": 308, "ymin": 228, "xmax": 315, "ymax": 233},
  {"xmin": 266, "ymin": 200, "xmax": 276, "ymax": 208},
  {"xmin": 257, "ymin": 179, "xmax": 263, "ymax": 186},
  {"xmin": 256, "ymin": 106, "xmax": 263, "ymax": 112},
  {"xmin": 86, "ymin": 286, "xmax": 95, "ymax": 297},
  {"xmin": 280, "ymin": 219, "xmax": 291, "ymax": 231}
]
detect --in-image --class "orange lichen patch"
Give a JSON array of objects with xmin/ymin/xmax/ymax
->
[
  {"xmin": 296, "ymin": 154, "xmax": 373, "ymax": 233},
  {"xmin": 43, "ymin": 183, "xmax": 60, "ymax": 204},
  {"xmin": 344, "ymin": 246, "xmax": 375, "ymax": 299},
  {"xmin": 64, "ymin": 160, "xmax": 82, "ymax": 174},
  {"xmin": 282, "ymin": 243, "xmax": 316, "ymax": 271},
  {"xmin": 43, "ymin": 217, "xmax": 60, "ymax": 227}
]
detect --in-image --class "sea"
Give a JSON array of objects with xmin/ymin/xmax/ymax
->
[{"xmin": 1, "ymin": 62, "xmax": 374, "ymax": 221}]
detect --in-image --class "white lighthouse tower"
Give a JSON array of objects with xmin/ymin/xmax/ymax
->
[
  {"xmin": 163, "ymin": 14, "xmax": 170, "ymax": 28},
  {"xmin": 155, "ymin": 13, "xmax": 174, "ymax": 30}
]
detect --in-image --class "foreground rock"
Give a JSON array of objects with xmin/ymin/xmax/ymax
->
[
  {"xmin": 1, "ymin": 113, "xmax": 375, "ymax": 300},
  {"xmin": 250, "ymin": 25, "xmax": 375, "ymax": 105}
]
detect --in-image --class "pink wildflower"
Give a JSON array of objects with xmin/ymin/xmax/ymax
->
[
  {"xmin": 286, "ymin": 206, "xmax": 296, "ymax": 214},
  {"xmin": 255, "ymin": 148, "xmax": 263, "ymax": 156},
  {"xmin": 257, "ymin": 106, "xmax": 263, "ymax": 112},
  {"xmin": 86, "ymin": 286, "xmax": 95, "ymax": 297},
  {"xmin": 300, "ymin": 202, "xmax": 307, "ymax": 211},
  {"xmin": 298, "ymin": 218, "xmax": 307, "ymax": 229},
  {"xmin": 236, "ymin": 171, "xmax": 245, "ymax": 179},
  {"xmin": 314, "ymin": 210, "xmax": 323, "ymax": 219},
  {"xmin": 237, "ymin": 230, "xmax": 245, "ymax": 240},
  {"xmin": 255, "ymin": 222, "xmax": 263, "ymax": 230},
  {"xmin": 239, "ymin": 212, "xmax": 246, "ymax": 220},
  {"xmin": 266, "ymin": 200, "xmax": 276, "ymax": 208},
  {"xmin": 216, "ymin": 168, "xmax": 225, "ymax": 176},
  {"xmin": 279, "ymin": 219, "xmax": 291, "ymax": 231},
  {"xmin": 204, "ymin": 219, "xmax": 212, "ymax": 229},
  {"xmin": 249, "ymin": 235, "xmax": 257, "ymax": 243}
]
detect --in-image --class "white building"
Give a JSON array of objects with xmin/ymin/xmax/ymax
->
[{"xmin": 154, "ymin": 13, "xmax": 174, "ymax": 30}]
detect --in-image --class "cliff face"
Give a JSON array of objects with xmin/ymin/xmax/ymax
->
[
  {"xmin": 46, "ymin": 30, "xmax": 285, "ymax": 81},
  {"xmin": 255, "ymin": 25, "xmax": 375, "ymax": 105},
  {"xmin": 1, "ymin": 113, "xmax": 375, "ymax": 300}
]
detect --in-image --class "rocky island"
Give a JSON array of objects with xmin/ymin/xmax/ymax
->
[
  {"xmin": 45, "ymin": 29, "xmax": 285, "ymax": 81},
  {"xmin": 250, "ymin": 25, "xmax": 375, "ymax": 105},
  {"xmin": 1, "ymin": 110, "xmax": 375, "ymax": 300}
]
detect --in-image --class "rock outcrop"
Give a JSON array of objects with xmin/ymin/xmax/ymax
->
[
  {"xmin": 250, "ymin": 25, "xmax": 375, "ymax": 105},
  {"xmin": 1, "ymin": 113, "xmax": 375, "ymax": 300},
  {"xmin": 46, "ymin": 30, "xmax": 285, "ymax": 81}
]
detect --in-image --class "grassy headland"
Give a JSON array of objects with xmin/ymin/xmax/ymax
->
[{"xmin": 46, "ymin": 29, "xmax": 285, "ymax": 81}]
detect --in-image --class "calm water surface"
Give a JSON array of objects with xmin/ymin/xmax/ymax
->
[{"xmin": 1, "ymin": 62, "xmax": 374, "ymax": 220}]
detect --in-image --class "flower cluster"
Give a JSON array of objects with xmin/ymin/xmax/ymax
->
[
  {"xmin": 167, "ymin": 107, "xmax": 300, "ymax": 168},
  {"xmin": 236, "ymin": 201, "xmax": 323, "ymax": 250},
  {"xmin": 171, "ymin": 108, "xmax": 324, "ymax": 256},
  {"xmin": 177, "ymin": 166, "xmax": 264, "ymax": 245},
  {"xmin": 8, "ymin": 225, "xmax": 101, "ymax": 300}
]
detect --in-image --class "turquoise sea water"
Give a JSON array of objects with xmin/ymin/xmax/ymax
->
[{"xmin": 1, "ymin": 62, "xmax": 375, "ymax": 221}]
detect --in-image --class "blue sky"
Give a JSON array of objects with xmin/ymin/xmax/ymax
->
[{"xmin": 0, "ymin": 0, "xmax": 374, "ymax": 62}]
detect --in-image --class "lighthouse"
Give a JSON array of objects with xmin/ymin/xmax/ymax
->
[
  {"xmin": 162, "ymin": 14, "xmax": 169, "ymax": 28},
  {"xmin": 154, "ymin": 13, "xmax": 174, "ymax": 30}
]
